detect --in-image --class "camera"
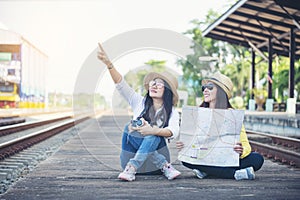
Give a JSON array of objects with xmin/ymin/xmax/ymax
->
[{"xmin": 131, "ymin": 118, "xmax": 144, "ymax": 127}]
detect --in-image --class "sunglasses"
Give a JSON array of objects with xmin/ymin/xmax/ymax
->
[
  {"xmin": 149, "ymin": 80, "xmax": 164, "ymax": 89},
  {"xmin": 202, "ymin": 83, "xmax": 215, "ymax": 92}
]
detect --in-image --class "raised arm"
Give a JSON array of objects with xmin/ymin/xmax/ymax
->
[{"xmin": 97, "ymin": 43, "xmax": 122, "ymax": 84}]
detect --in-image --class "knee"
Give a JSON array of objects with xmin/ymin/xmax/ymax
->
[
  {"xmin": 252, "ymin": 152, "xmax": 264, "ymax": 171},
  {"xmin": 144, "ymin": 135, "xmax": 160, "ymax": 142},
  {"xmin": 144, "ymin": 135, "xmax": 158, "ymax": 139}
]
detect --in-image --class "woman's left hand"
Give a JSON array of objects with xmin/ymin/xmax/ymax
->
[{"xmin": 234, "ymin": 142, "xmax": 243, "ymax": 155}]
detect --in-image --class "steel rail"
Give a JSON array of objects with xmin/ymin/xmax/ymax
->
[
  {"xmin": 247, "ymin": 130, "xmax": 300, "ymax": 168},
  {"xmin": 247, "ymin": 130, "xmax": 300, "ymax": 149},
  {"xmin": 0, "ymin": 116, "xmax": 88, "ymax": 160},
  {"xmin": 0, "ymin": 116, "xmax": 72, "ymax": 136},
  {"xmin": 250, "ymin": 140, "xmax": 300, "ymax": 168}
]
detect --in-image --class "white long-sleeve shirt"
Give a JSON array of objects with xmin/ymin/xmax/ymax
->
[{"xmin": 115, "ymin": 77, "xmax": 179, "ymax": 139}]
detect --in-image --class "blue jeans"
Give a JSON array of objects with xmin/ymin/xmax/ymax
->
[
  {"xmin": 120, "ymin": 124, "xmax": 170, "ymax": 174},
  {"xmin": 182, "ymin": 152, "xmax": 264, "ymax": 179}
]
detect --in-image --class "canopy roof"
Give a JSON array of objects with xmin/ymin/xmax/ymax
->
[{"xmin": 202, "ymin": 0, "xmax": 300, "ymax": 59}]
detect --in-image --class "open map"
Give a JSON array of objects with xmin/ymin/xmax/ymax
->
[{"xmin": 178, "ymin": 106, "xmax": 245, "ymax": 167}]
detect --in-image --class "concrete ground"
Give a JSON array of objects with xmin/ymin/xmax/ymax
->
[{"xmin": 1, "ymin": 113, "xmax": 299, "ymax": 200}]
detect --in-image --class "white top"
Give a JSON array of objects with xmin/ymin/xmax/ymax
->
[{"xmin": 115, "ymin": 77, "xmax": 180, "ymax": 139}]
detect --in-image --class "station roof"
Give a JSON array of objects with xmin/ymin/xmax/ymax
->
[{"xmin": 202, "ymin": 0, "xmax": 300, "ymax": 59}]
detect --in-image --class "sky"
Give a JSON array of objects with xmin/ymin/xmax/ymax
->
[{"xmin": 0, "ymin": 0, "xmax": 235, "ymax": 99}]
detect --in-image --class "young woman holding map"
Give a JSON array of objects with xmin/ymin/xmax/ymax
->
[{"xmin": 176, "ymin": 72, "xmax": 264, "ymax": 180}]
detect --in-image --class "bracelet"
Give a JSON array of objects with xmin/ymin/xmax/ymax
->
[{"xmin": 107, "ymin": 63, "xmax": 114, "ymax": 70}]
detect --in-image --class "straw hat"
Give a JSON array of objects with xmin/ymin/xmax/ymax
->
[
  {"xmin": 202, "ymin": 71, "xmax": 233, "ymax": 99},
  {"xmin": 143, "ymin": 71, "xmax": 179, "ymax": 105}
]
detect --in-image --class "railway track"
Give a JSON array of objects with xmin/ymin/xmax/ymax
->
[
  {"xmin": 0, "ymin": 112, "xmax": 93, "ymax": 194},
  {"xmin": 247, "ymin": 130, "xmax": 300, "ymax": 168},
  {"xmin": 0, "ymin": 116, "xmax": 89, "ymax": 160},
  {"xmin": 0, "ymin": 115, "xmax": 72, "ymax": 136}
]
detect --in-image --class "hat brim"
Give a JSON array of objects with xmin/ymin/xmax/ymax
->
[
  {"xmin": 144, "ymin": 72, "xmax": 178, "ymax": 105},
  {"xmin": 202, "ymin": 78, "xmax": 232, "ymax": 99}
]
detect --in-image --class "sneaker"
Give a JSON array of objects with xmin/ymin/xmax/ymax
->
[
  {"xmin": 118, "ymin": 164, "xmax": 136, "ymax": 181},
  {"xmin": 234, "ymin": 166, "xmax": 255, "ymax": 180},
  {"xmin": 162, "ymin": 164, "xmax": 181, "ymax": 180},
  {"xmin": 192, "ymin": 169, "xmax": 207, "ymax": 179}
]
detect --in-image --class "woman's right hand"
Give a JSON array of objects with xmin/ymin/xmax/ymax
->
[
  {"xmin": 97, "ymin": 43, "xmax": 113, "ymax": 68},
  {"xmin": 176, "ymin": 141, "xmax": 184, "ymax": 151},
  {"xmin": 97, "ymin": 42, "xmax": 122, "ymax": 83}
]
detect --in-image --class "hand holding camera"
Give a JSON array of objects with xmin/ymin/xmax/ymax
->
[
  {"xmin": 131, "ymin": 117, "xmax": 144, "ymax": 128},
  {"xmin": 128, "ymin": 117, "xmax": 145, "ymax": 133},
  {"xmin": 129, "ymin": 118, "xmax": 161, "ymax": 136}
]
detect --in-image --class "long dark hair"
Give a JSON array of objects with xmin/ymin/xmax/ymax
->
[
  {"xmin": 199, "ymin": 84, "xmax": 233, "ymax": 109},
  {"xmin": 141, "ymin": 80, "xmax": 173, "ymax": 128}
]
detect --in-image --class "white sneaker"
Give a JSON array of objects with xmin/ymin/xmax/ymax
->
[
  {"xmin": 234, "ymin": 166, "xmax": 255, "ymax": 180},
  {"xmin": 192, "ymin": 169, "xmax": 207, "ymax": 179},
  {"xmin": 118, "ymin": 165, "xmax": 136, "ymax": 181},
  {"xmin": 162, "ymin": 164, "xmax": 181, "ymax": 180}
]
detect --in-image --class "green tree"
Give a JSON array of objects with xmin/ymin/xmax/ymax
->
[
  {"xmin": 178, "ymin": 7, "xmax": 300, "ymax": 107},
  {"xmin": 176, "ymin": 10, "xmax": 221, "ymax": 105},
  {"xmin": 272, "ymin": 56, "xmax": 289, "ymax": 102},
  {"xmin": 221, "ymin": 46, "xmax": 251, "ymax": 96},
  {"xmin": 177, "ymin": 9, "xmax": 251, "ymax": 105},
  {"xmin": 272, "ymin": 56, "xmax": 300, "ymax": 102}
]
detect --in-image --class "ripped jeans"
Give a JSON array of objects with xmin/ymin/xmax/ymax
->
[{"xmin": 120, "ymin": 124, "xmax": 170, "ymax": 174}]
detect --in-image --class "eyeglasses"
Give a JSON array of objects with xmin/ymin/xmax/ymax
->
[
  {"xmin": 202, "ymin": 83, "xmax": 215, "ymax": 92},
  {"xmin": 149, "ymin": 80, "xmax": 164, "ymax": 89}
]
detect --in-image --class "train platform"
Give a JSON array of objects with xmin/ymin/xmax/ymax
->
[
  {"xmin": 244, "ymin": 110, "xmax": 300, "ymax": 138},
  {"xmin": 1, "ymin": 112, "xmax": 300, "ymax": 200}
]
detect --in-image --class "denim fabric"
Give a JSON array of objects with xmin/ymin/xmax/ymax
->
[
  {"xmin": 120, "ymin": 124, "xmax": 170, "ymax": 174},
  {"xmin": 182, "ymin": 152, "xmax": 264, "ymax": 179}
]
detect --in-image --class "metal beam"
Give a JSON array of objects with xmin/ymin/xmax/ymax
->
[
  {"xmin": 235, "ymin": 11, "xmax": 296, "ymax": 29},
  {"xmin": 248, "ymin": 41, "xmax": 268, "ymax": 62},
  {"xmin": 257, "ymin": 31, "xmax": 291, "ymax": 48},
  {"xmin": 289, "ymin": 28, "xmax": 295, "ymax": 98},
  {"xmin": 243, "ymin": 4, "xmax": 300, "ymax": 22},
  {"xmin": 268, "ymin": 38, "xmax": 273, "ymax": 99},
  {"xmin": 226, "ymin": 18, "xmax": 285, "ymax": 35},
  {"xmin": 251, "ymin": 49, "xmax": 255, "ymax": 99},
  {"xmin": 275, "ymin": 0, "xmax": 300, "ymax": 10}
]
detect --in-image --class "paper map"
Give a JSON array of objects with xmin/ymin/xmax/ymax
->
[{"xmin": 178, "ymin": 106, "xmax": 245, "ymax": 167}]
